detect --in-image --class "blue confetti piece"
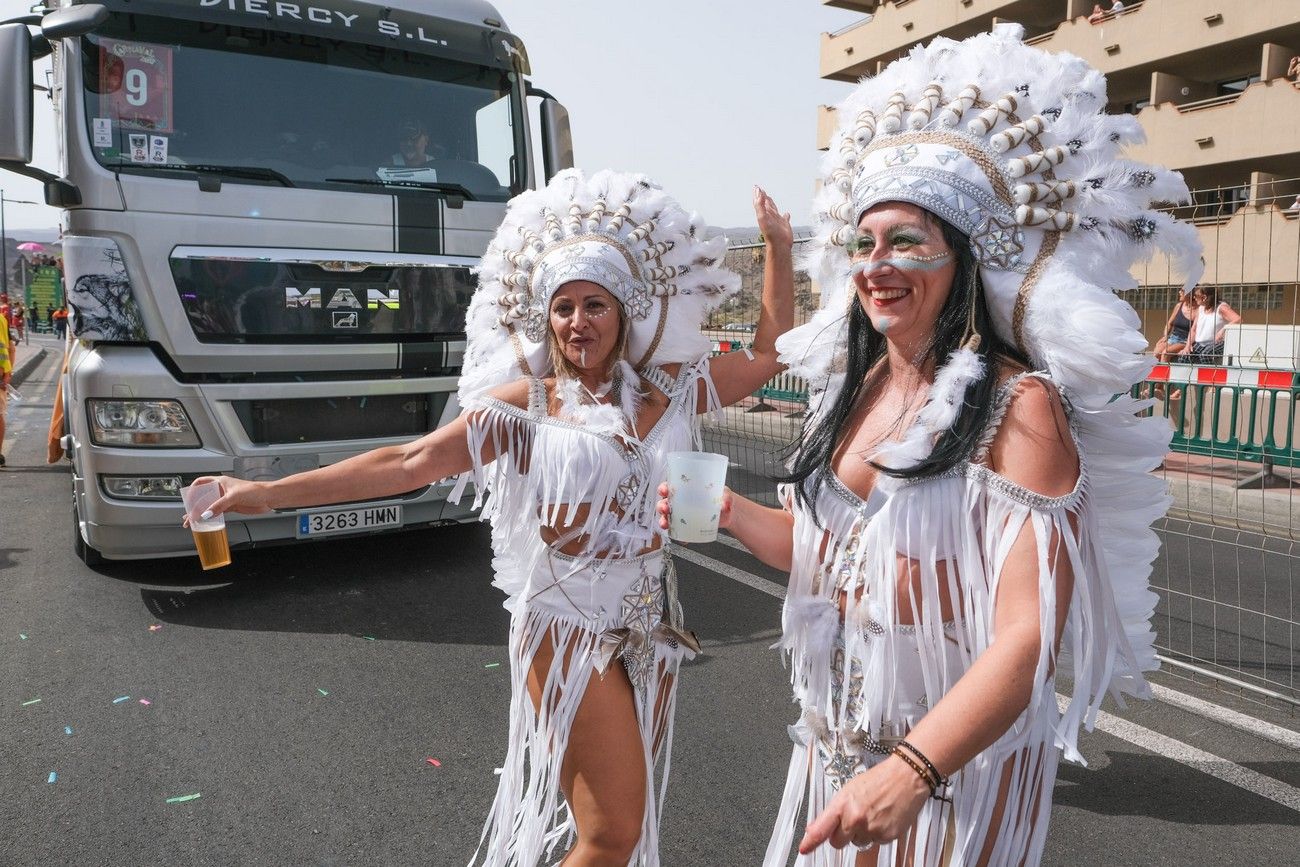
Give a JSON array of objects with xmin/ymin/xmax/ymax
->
[
  {"xmin": 112, "ymin": 696, "xmax": 130, "ymax": 704},
  {"xmin": 64, "ymin": 726, "xmax": 72, "ymax": 736},
  {"xmin": 19, "ymin": 633, "xmax": 27, "ymax": 640},
  {"xmin": 48, "ymin": 771, "xmax": 56, "ymax": 784}
]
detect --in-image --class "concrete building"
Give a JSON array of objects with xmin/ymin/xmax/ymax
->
[{"xmin": 817, "ymin": 0, "xmax": 1300, "ymax": 350}]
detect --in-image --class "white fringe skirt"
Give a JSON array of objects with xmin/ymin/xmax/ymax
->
[{"xmin": 471, "ymin": 547, "xmax": 698, "ymax": 866}]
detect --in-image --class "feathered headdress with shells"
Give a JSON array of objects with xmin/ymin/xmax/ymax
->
[
  {"xmin": 779, "ymin": 24, "xmax": 1204, "ymax": 682},
  {"xmin": 459, "ymin": 169, "xmax": 740, "ymax": 405}
]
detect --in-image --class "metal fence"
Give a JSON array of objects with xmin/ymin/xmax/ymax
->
[{"xmin": 708, "ymin": 216, "xmax": 1300, "ymax": 706}]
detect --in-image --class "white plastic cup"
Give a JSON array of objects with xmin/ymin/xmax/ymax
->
[
  {"xmin": 181, "ymin": 480, "xmax": 231, "ymax": 570},
  {"xmin": 666, "ymin": 451, "xmax": 729, "ymax": 543}
]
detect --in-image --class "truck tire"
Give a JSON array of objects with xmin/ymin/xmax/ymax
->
[{"xmin": 72, "ymin": 501, "xmax": 105, "ymax": 568}]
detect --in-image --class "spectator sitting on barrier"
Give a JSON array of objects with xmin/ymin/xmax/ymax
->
[
  {"xmin": 1180, "ymin": 285, "xmax": 1241, "ymax": 364},
  {"xmin": 1087, "ymin": 4, "xmax": 1105, "ymax": 23},
  {"xmin": 1288, "ymin": 56, "xmax": 1300, "ymax": 83},
  {"xmin": 1154, "ymin": 288, "xmax": 1196, "ymax": 363}
]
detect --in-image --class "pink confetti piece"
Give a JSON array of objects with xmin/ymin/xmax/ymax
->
[
  {"xmin": 148, "ymin": 625, "xmax": 162, "ymax": 632},
  {"xmin": 426, "ymin": 758, "xmax": 442, "ymax": 767},
  {"xmin": 139, "ymin": 699, "xmax": 151, "ymax": 706}
]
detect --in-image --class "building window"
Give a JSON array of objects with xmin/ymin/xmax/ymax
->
[
  {"xmin": 1216, "ymin": 74, "xmax": 1261, "ymax": 96},
  {"xmin": 1120, "ymin": 285, "xmax": 1283, "ymax": 311}
]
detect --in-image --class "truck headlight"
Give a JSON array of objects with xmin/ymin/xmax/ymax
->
[
  {"xmin": 87, "ymin": 399, "xmax": 201, "ymax": 447},
  {"xmin": 102, "ymin": 475, "xmax": 184, "ymax": 499}
]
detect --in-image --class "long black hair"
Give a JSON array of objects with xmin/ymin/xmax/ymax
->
[{"xmin": 780, "ymin": 212, "xmax": 1027, "ymax": 521}]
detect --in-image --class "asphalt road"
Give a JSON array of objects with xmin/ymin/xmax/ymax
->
[{"xmin": 2, "ymin": 349, "xmax": 1298, "ymax": 866}]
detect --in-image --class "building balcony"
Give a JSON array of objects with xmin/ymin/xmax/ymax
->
[
  {"xmin": 1138, "ymin": 204, "xmax": 1300, "ymax": 290},
  {"xmin": 1009, "ymin": 0, "xmax": 1300, "ymax": 82},
  {"xmin": 823, "ymin": 0, "xmax": 882, "ymax": 11},
  {"xmin": 1126, "ymin": 80, "xmax": 1300, "ymax": 174},
  {"xmin": 822, "ymin": 0, "xmax": 1300, "ymax": 87},
  {"xmin": 820, "ymin": 0, "xmax": 1076, "ymax": 82}
]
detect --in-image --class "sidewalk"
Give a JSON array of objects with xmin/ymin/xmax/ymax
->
[{"xmin": 9, "ymin": 334, "xmax": 61, "ymax": 388}]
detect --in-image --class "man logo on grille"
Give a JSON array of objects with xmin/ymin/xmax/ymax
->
[{"xmin": 332, "ymin": 311, "xmax": 358, "ymax": 329}]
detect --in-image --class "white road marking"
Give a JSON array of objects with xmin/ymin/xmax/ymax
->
[
  {"xmin": 1059, "ymin": 695, "xmax": 1300, "ymax": 814},
  {"xmin": 679, "ymin": 539, "xmax": 1300, "ymax": 813},
  {"xmin": 1148, "ymin": 681, "xmax": 1300, "ymax": 752},
  {"xmin": 671, "ymin": 544, "xmax": 786, "ymax": 599}
]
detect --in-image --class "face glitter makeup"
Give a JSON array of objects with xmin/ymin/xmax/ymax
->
[{"xmin": 851, "ymin": 252, "xmax": 952, "ymax": 278}]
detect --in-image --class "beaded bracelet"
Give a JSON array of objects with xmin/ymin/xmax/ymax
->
[
  {"xmin": 895, "ymin": 740, "xmax": 952, "ymax": 801},
  {"xmin": 891, "ymin": 745, "xmax": 935, "ymax": 794}
]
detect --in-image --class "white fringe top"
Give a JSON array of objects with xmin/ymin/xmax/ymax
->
[{"xmin": 765, "ymin": 372, "xmax": 1153, "ymax": 867}]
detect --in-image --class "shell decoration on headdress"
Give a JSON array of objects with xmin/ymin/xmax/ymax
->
[
  {"xmin": 779, "ymin": 24, "xmax": 1205, "ymax": 683},
  {"xmin": 459, "ymin": 169, "xmax": 740, "ymax": 406}
]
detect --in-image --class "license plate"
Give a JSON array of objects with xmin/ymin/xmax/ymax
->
[{"xmin": 296, "ymin": 504, "xmax": 403, "ymax": 538}]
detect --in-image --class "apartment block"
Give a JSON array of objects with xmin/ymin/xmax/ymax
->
[{"xmin": 818, "ymin": 0, "xmax": 1300, "ymax": 345}]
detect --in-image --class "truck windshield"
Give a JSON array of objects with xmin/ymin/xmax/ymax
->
[{"xmin": 81, "ymin": 15, "xmax": 522, "ymax": 201}]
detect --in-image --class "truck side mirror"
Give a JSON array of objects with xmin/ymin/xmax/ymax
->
[
  {"xmin": 539, "ymin": 98, "xmax": 574, "ymax": 182},
  {"xmin": 40, "ymin": 4, "xmax": 109, "ymax": 40},
  {"xmin": 0, "ymin": 23, "xmax": 33, "ymax": 164}
]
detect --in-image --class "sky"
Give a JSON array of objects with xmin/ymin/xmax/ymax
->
[{"xmin": 2, "ymin": 0, "xmax": 858, "ymax": 232}]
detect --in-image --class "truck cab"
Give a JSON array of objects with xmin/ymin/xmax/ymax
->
[{"xmin": 0, "ymin": 0, "xmax": 572, "ymax": 563}]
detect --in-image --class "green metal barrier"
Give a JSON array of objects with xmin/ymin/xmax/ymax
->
[{"xmin": 1142, "ymin": 364, "xmax": 1300, "ymax": 485}]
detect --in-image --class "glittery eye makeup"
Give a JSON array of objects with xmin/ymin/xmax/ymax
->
[{"xmin": 551, "ymin": 298, "xmax": 614, "ymax": 321}]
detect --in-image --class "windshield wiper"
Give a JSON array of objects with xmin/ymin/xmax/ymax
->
[
  {"xmin": 326, "ymin": 177, "xmax": 475, "ymax": 200},
  {"xmin": 122, "ymin": 163, "xmax": 294, "ymax": 188}
]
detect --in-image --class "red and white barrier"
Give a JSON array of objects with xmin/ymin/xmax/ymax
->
[{"xmin": 1147, "ymin": 364, "xmax": 1299, "ymax": 390}]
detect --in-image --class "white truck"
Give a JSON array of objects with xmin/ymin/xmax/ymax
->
[{"xmin": 0, "ymin": 0, "xmax": 572, "ymax": 563}]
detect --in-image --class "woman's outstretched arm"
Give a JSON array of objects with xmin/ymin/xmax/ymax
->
[
  {"xmin": 704, "ymin": 187, "xmax": 795, "ymax": 410},
  {"xmin": 197, "ymin": 380, "xmax": 531, "ymax": 516}
]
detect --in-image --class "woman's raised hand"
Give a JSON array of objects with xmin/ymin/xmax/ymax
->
[
  {"xmin": 753, "ymin": 186, "xmax": 793, "ymax": 250},
  {"xmin": 655, "ymin": 482, "xmax": 734, "ymax": 534}
]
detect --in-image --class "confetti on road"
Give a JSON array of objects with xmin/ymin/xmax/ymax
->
[
  {"xmin": 47, "ymin": 772, "xmax": 56, "ymax": 784},
  {"xmin": 165, "ymin": 793, "xmax": 201, "ymax": 804},
  {"xmin": 148, "ymin": 625, "xmax": 162, "ymax": 632},
  {"xmin": 426, "ymin": 758, "xmax": 442, "ymax": 767},
  {"xmin": 317, "ymin": 689, "xmax": 329, "ymax": 696},
  {"xmin": 21, "ymin": 698, "xmax": 41, "ymax": 706},
  {"xmin": 64, "ymin": 727, "xmax": 72, "ymax": 735},
  {"xmin": 484, "ymin": 663, "xmax": 501, "ymax": 669},
  {"xmin": 139, "ymin": 699, "xmax": 151, "ymax": 706},
  {"xmin": 112, "ymin": 696, "xmax": 130, "ymax": 704},
  {"xmin": 19, "ymin": 634, "xmax": 27, "ymax": 640},
  {"xmin": 362, "ymin": 635, "xmax": 376, "ymax": 641}
]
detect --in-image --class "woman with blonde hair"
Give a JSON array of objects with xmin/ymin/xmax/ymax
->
[{"xmin": 198, "ymin": 169, "xmax": 793, "ymax": 866}]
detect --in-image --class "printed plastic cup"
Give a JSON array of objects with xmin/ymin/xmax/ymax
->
[
  {"xmin": 181, "ymin": 480, "xmax": 231, "ymax": 570},
  {"xmin": 666, "ymin": 451, "xmax": 729, "ymax": 543}
]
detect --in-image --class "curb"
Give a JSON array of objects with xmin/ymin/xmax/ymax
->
[{"xmin": 11, "ymin": 346, "xmax": 49, "ymax": 388}]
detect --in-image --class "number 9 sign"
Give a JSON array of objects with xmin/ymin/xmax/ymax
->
[{"xmin": 99, "ymin": 39, "xmax": 173, "ymax": 133}]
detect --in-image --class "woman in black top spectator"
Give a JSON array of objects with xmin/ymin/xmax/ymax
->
[{"xmin": 1154, "ymin": 288, "xmax": 1196, "ymax": 362}]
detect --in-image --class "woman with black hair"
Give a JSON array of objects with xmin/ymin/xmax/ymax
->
[{"xmin": 658, "ymin": 26, "xmax": 1203, "ymax": 866}]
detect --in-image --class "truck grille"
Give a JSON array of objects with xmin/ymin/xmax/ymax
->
[{"xmin": 232, "ymin": 394, "xmax": 446, "ymax": 445}]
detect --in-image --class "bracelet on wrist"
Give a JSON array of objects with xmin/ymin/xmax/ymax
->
[{"xmin": 894, "ymin": 740, "xmax": 952, "ymax": 802}]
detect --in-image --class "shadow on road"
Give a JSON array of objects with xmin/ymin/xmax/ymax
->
[
  {"xmin": 129, "ymin": 522, "xmax": 512, "ymax": 645},
  {"xmin": 1055, "ymin": 750, "xmax": 1299, "ymax": 825}
]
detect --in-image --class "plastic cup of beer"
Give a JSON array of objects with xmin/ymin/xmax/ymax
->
[
  {"xmin": 181, "ymin": 480, "xmax": 231, "ymax": 570},
  {"xmin": 666, "ymin": 451, "xmax": 729, "ymax": 543}
]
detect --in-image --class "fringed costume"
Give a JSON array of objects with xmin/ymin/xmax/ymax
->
[
  {"xmin": 451, "ymin": 169, "xmax": 739, "ymax": 866},
  {"xmin": 764, "ymin": 25, "xmax": 1203, "ymax": 866}
]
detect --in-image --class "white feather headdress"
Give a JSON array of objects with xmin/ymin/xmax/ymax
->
[
  {"xmin": 779, "ymin": 24, "xmax": 1204, "ymax": 679},
  {"xmin": 459, "ymin": 169, "xmax": 740, "ymax": 405}
]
